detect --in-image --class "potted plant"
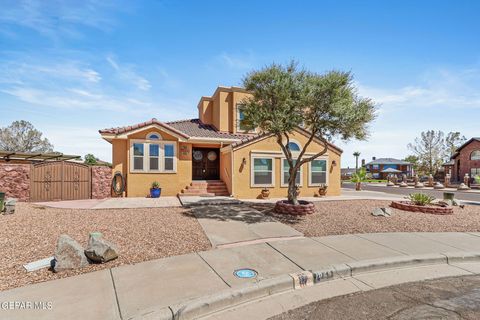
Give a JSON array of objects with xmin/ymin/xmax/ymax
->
[
  {"xmin": 150, "ymin": 181, "xmax": 161, "ymax": 198},
  {"xmin": 318, "ymin": 184, "xmax": 328, "ymax": 196},
  {"xmin": 261, "ymin": 188, "xmax": 270, "ymax": 199}
]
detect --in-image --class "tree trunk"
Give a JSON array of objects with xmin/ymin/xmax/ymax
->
[
  {"xmin": 356, "ymin": 182, "xmax": 361, "ymax": 191},
  {"xmin": 287, "ymin": 169, "xmax": 299, "ymax": 205}
]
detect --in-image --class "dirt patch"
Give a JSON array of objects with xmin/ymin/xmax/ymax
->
[
  {"xmin": 0, "ymin": 202, "xmax": 211, "ymax": 291},
  {"xmin": 249, "ymin": 200, "xmax": 480, "ymax": 237}
]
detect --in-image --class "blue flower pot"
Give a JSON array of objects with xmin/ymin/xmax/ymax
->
[{"xmin": 150, "ymin": 188, "xmax": 161, "ymax": 198}]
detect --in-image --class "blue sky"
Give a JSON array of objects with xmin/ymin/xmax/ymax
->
[{"xmin": 1, "ymin": 0, "xmax": 479, "ymax": 166}]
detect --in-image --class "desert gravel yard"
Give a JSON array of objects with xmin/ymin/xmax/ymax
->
[
  {"xmin": 252, "ymin": 200, "xmax": 480, "ymax": 237},
  {"xmin": 0, "ymin": 202, "xmax": 210, "ymax": 291}
]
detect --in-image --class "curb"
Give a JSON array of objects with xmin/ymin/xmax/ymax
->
[{"xmin": 129, "ymin": 252, "xmax": 480, "ymax": 320}]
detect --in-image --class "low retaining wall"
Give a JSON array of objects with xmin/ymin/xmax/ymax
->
[
  {"xmin": 0, "ymin": 164, "xmax": 30, "ymax": 201},
  {"xmin": 391, "ymin": 201, "xmax": 454, "ymax": 215}
]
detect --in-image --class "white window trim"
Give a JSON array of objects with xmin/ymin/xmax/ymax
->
[
  {"xmin": 281, "ymin": 158, "xmax": 303, "ymax": 187},
  {"xmin": 130, "ymin": 139, "xmax": 177, "ymax": 173},
  {"xmin": 308, "ymin": 157, "xmax": 329, "ymax": 187},
  {"xmin": 471, "ymin": 150, "xmax": 480, "ymax": 161},
  {"xmin": 236, "ymin": 104, "xmax": 257, "ymax": 133},
  {"xmin": 286, "ymin": 139, "xmax": 302, "ymax": 152},
  {"xmin": 250, "ymin": 155, "xmax": 275, "ymax": 188},
  {"xmin": 146, "ymin": 131, "xmax": 163, "ymax": 140}
]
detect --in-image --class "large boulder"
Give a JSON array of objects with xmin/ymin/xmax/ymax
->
[
  {"xmin": 54, "ymin": 235, "xmax": 89, "ymax": 272},
  {"xmin": 84, "ymin": 233, "xmax": 118, "ymax": 263}
]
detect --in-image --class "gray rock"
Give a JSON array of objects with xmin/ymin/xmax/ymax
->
[
  {"xmin": 437, "ymin": 200, "xmax": 452, "ymax": 207},
  {"xmin": 84, "ymin": 233, "xmax": 118, "ymax": 263},
  {"xmin": 53, "ymin": 235, "xmax": 89, "ymax": 272},
  {"xmin": 414, "ymin": 182, "xmax": 424, "ymax": 188},
  {"xmin": 457, "ymin": 183, "xmax": 470, "ymax": 191},
  {"xmin": 372, "ymin": 207, "xmax": 392, "ymax": 217},
  {"xmin": 4, "ymin": 198, "xmax": 16, "ymax": 214},
  {"xmin": 399, "ymin": 182, "xmax": 408, "ymax": 187},
  {"xmin": 386, "ymin": 181, "xmax": 395, "ymax": 187},
  {"xmin": 434, "ymin": 182, "xmax": 445, "ymax": 189}
]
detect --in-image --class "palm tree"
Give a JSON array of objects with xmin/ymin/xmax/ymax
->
[
  {"xmin": 353, "ymin": 151, "xmax": 361, "ymax": 172},
  {"xmin": 351, "ymin": 167, "xmax": 367, "ymax": 191}
]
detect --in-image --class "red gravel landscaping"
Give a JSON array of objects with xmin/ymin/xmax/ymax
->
[
  {"xmin": 0, "ymin": 203, "xmax": 211, "ymax": 291},
  {"xmin": 251, "ymin": 200, "xmax": 480, "ymax": 237}
]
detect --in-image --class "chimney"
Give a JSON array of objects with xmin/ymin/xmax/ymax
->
[{"xmin": 372, "ymin": 156, "xmax": 376, "ymax": 161}]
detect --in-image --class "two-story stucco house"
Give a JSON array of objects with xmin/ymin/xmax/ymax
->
[{"xmin": 99, "ymin": 86, "xmax": 342, "ymax": 199}]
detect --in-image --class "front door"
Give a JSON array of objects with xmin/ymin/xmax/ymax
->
[{"xmin": 192, "ymin": 148, "xmax": 220, "ymax": 180}]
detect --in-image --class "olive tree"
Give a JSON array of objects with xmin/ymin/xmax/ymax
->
[{"xmin": 242, "ymin": 62, "xmax": 376, "ymax": 205}]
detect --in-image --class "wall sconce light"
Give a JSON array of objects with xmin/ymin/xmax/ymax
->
[
  {"xmin": 331, "ymin": 160, "xmax": 337, "ymax": 167},
  {"xmin": 242, "ymin": 157, "xmax": 247, "ymax": 166}
]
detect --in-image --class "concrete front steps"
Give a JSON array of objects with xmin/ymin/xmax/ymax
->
[{"xmin": 180, "ymin": 180, "xmax": 230, "ymax": 197}]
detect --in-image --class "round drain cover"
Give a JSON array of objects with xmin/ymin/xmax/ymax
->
[{"xmin": 234, "ymin": 268, "xmax": 257, "ymax": 279}]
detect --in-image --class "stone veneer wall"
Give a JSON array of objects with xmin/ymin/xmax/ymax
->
[
  {"xmin": 91, "ymin": 166, "xmax": 112, "ymax": 199},
  {"xmin": 0, "ymin": 164, "xmax": 30, "ymax": 201}
]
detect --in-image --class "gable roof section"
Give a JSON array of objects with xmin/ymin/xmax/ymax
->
[
  {"xmin": 451, "ymin": 138, "xmax": 480, "ymax": 159},
  {"xmin": 366, "ymin": 158, "xmax": 411, "ymax": 165},
  {"xmin": 229, "ymin": 127, "xmax": 343, "ymax": 154},
  {"xmin": 99, "ymin": 118, "xmax": 189, "ymax": 139}
]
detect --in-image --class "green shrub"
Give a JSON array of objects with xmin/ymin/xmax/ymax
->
[
  {"xmin": 407, "ymin": 193, "xmax": 435, "ymax": 206},
  {"xmin": 475, "ymin": 175, "xmax": 480, "ymax": 184},
  {"xmin": 151, "ymin": 181, "xmax": 160, "ymax": 189}
]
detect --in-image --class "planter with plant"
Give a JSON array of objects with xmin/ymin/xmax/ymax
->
[
  {"xmin": 150, "ymin": 181, "xmax": 161, "ymax": 198},
  {"xmin": 261, "ymin": 188, "xmax": 270, "ymax": 199},
  {"xmin": 390, "ymin": 192, "xmax": 453, "ymax": 215},
  {"xmin": 318, "ymin": 184, "xmax": 328, "ymax": 196}
]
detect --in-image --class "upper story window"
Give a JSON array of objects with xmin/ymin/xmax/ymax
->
[
  {"xmin": 471, "ymin": 150, "xmax": 480, "ymax": 160},
  {"xmin": 147, "ymin": 132, "xmax": 162, "ymax": 140},
  {"xmin": 287, "ymin": 141, "xmax": 301, "ymax": 152},
  {"xmin": 237, "ymin": 104, "xmax": 253, "ymax": 132}
]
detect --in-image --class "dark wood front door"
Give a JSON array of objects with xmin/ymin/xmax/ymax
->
[{"xmin": 192, "ymin": 148, "xmax": 219, "ymax": 180}]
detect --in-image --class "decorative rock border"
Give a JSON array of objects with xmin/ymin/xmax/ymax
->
[
  {"xmin": 390, "ymin": 201, "xmax": 453, "ymax": 215},
  {"xmin": 274, "ymin": 200, "xmax": 316, "ymax": 215}
]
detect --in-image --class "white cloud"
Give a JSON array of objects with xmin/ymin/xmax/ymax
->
[
  {"xmin": 217, "ymin": 51, "xmax": 255, "ymax": 70},
  {"xmin": 0, "ymin": 0, "xmax": 122, "ymax": 40},
  {"xmin": 106, "ymin": 56, "xmax": 151, "ymax": 91},
  {"xmin": 358, "ymin": 67, "xmax": 480, "ymax": 110}
]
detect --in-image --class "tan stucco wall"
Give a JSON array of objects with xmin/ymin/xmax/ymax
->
[
  {"xmin": 231, "ymin": 131, "xmax": 341, "ymax": 199},
  {"xmin": 111, "ymin": 128, "xmax": 192, "ymax": 197},
  {"xmin": 220, "ymin": 150, "xmax": 232, "ymax": 195}
]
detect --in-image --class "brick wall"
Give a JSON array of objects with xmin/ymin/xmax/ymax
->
[
  {"xmin": 91, "ymin": 166, "xmax": 112, "ymax": 199},
  {"xmin": 453, "ymin": 140, "xmax": 480, "ymax": 182},
  {"xmin": 0, "ymin": 164, "xmax": 30, "ymax": 201}
]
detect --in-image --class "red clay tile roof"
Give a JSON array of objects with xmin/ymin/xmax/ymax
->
[
  {"xmin": 99, "ymin": 118, "xmax": 250, "ymax": 140},
  {"xmin": 166, "ymin": 119, "xmax": 248, "ymax": 140}
]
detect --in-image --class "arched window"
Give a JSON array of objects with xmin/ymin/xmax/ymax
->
[
  {"xmin": 471, "ymin": 150, "xmax": 480, "ymax": 160},
  {"xmin": 287, "ymin": 141, "xmax": 301, "ymax": 151},
  {"xmin": 147, "ymin": 132, "xmax": 162, "ymax": 140}
]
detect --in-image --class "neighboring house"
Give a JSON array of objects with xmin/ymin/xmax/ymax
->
[
  {"xmin": 443, "ymin": 138, "xmax": 480, "ymax": 182},
  {"xmin": 341, "ymin": 168, "xmax": 356, "ymax": 180},
  {"xmin": 99, "ymin": 86, "xmax": 342, "ymax": 199},
  {"xmin": 365, "ymin": 157, "xmax": 413, "ymax": 179}
]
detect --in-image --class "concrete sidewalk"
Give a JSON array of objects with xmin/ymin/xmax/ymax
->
[
  {"xmin": 2, "ymin": 232, "xmax": 480, "ymax": 320},
  {"xmin": 35, "ymin": 196, "xmax": 182, "ymax": 209}
]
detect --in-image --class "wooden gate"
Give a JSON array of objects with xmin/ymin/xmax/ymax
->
[{"xmin": 30, "ymin": 161, "xmax": 91, "ymax": 201}]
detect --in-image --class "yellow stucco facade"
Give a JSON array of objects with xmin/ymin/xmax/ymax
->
[{"xmin": 101, "ymin": 86, "xmax": 342, "ymax": 199}]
